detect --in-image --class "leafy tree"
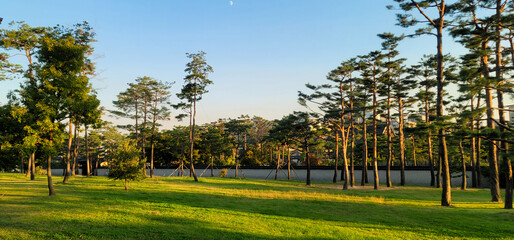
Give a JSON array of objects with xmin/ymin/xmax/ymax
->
[
  {"xmin": 225, "ymin": 116, "xmax": 252, "ymax": 177},
  {"xmin": 272, "ymin": 112, "xmax": 321, "ymax": 186},
  {"xmin": 108, "ymin": 139, "xmax": 146, "ymax": 190},
  {"xmin": 198, "ymin": 123, "xmax": 231, "ymax": 176},
  {"xmin": 0, "ymin": 22, "xmax": 48, "ymax": 180}
]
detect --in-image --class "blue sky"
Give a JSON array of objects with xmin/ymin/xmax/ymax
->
[{"xmin": 1, "ymin": 0, "xmax": 466, "ymax": 127}]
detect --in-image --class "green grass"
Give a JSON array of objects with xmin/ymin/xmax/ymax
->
[{"xmin": 0, "ymin": 173, "xmax": 512, "ymax": 239}]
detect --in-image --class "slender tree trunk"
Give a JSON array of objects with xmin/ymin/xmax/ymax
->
[
  {"xmin": 275, "ymin": 146, "xmax": 280, "ymax": 180},
  {"xmin": 342, "ymin": 132, "xmax": 349, "ymax": 190},
  {"xmin": 26, "ymin": 154, "xmax": 31, "ymax": 178},
  {"xmin": 426, "ymin": 89, "xmax": 435, "ymax": 187},
  {"xmin": 333, "ymin": 130, "xmax": 339, "ymax": 183},
  {"xmin": 483, "ymin": 52, "xmax": 501, "ymax": 202},
  {"xmin": 399, "ymin": 97, "xmax": 406, "ymax": 186},
  {"xmin": 350, "ymin": 126, "xmax": 355, "ymax": 187},
  {"xmin": 235, "ymin": 147, "xmax": 239, "ymax": 178},
  {"xmin": 362, "ymin": 109, "xmax": 368, "ymax": 186},
  {"xmin": 142, "ymin": 96, "xmax": 148, "ymax": 163},
  {"xmin": 47, "ymin": 156, "xmax": 55, "ymax": 196},
  {"xmin": 470, "ymin": 96, "xmax": 477, "ymax": 188},
  {"xmin": 85, "ymin": 125, "xmax": 90, "ymax": 177},
  {"xmin": 476, "ymin": 96, "xmax": 482, "ymax": 187},
  {"xmin": 63, "ymin": 120, "xmax": 73, "ymax": 182},
  {"xmin": 459, "ymin": 139, "xmax": 466, "ymax": 190},
  {"xmin": 210, "ymin": 155, "xmax": 214, "ymax": 177},
  {"xmin": 135, "ymin": 100, "xmax": 139, "ymax": 149},
  {"xmin": 350, "ymin": 100, "xmax": 355, "ymax": 187},
  {"xmin": 30, "ymin": 152, "xmax": 35, "ymax": 180},
  {"xmin": 436, "ymin": 23, "xmax": 451, "ymax": 206},
  {"xmin": 287, "ymin": 146, "xmax": 291, "ymax": 180},
  {"xmin": 150, "ymin": 98, "xmax": 157, "ymax": 178},
  {"xmin": 495, "ymin": 0, "xmax": 510, "ymax": 207},
  {"xmin": 190, "ymin": 95, "xmax": 198, "ymax": 181},
  {"xmin": 373, "ymin": 83, "xmax": 379, "ymax": 190},
  {"xmin": 305, "ymin": 141, "xmax": 311, "ymax": 186},
  {"xmin": 411, "ymin": 136, "xmax": 417, "ymax": 166},
  {"xmin": 387, "ymin": 93, "xmax": 392, "ymax": 188},
  {"xmin": 506, "ymin": 154, "xmax": 513, "ymax": 208},
  {"xmin": 72, "ymin": 125, "xmax": 79, "ymax": 176}
]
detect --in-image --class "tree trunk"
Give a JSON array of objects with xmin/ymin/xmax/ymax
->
[
  {"xmin": 306, "ymin": 141, "xmax": 311, "ymax": 186},
  {"xmin": 333, "ymin": 130, "xmax": 339, "ymax": 183},
  {"xmin": 26, "ymin": 153, "xmax": 32, "ymax": 178},
  {"xmin": 72, "ymin": 125, "xmax": 79, "ymax": 176},
  {"xmin": 30, "ymin": 152, "xmax": 35, "ymax": 180},
  {"xmin": 142, "ymin": 95, "xmax": 148, "ymax": 164},
  {"xmin": 373, "ymin": 83, "xmax": 379, "ymax": 190},
  {"xmin": 412, "ymin": 136, "xmax": 417, "ymax": 166},
  {"xmin": 275, "ymin": 146, "xmax": 280, "ymax": 180},
  {"xmin": 47, "ymin": 156, "xmax": 55, "ymax": 196},
  {"xmin": 235, "ymin": 148, "xmax": 239, "ymax": 178},
  {"xmin": 342, "ymin": 133, "xmax": 349, "ymax": 190},
  {"xmin": 426, "ymin": 89, "xmax": 435, "ymax": 187},
  {"xmin": 459, "ymin": 139, "xmax": 466, "ymax": 190},
  {"xmin": 85, "ymin": 125, "xmax": 90, "ymax": 177},
  {"xmin": 387, "ymin": 92, "xmax": 392, "ymax": 188},
  {"xmin": 483, "ymin": 52, "xmax": 501, "ymax": 202},
  {"xmin": 63, "ymin": 121, "xmax": 73, "ymax": 183},
  {"xmin": 436, "ymin": 23, "xmax": 451, "ymax": 206},
  {"xmin": 476, "ymin": 96, "xmax": 482, "ymax": 187},
  {"xmin": 470, "ymin": 97, "xmax": 477, "ymax": 188},
  {"xmin": 495, "ymin": 0, "xmax": 510, "ymax": 207},
  {"xmin": 399, "ymin": 97, "xmax": 406, "ymax": 186},
  {"xmin": 505, "ymin": 150, "xmax": 513, "ymax": 209},
  {"xmin": 287, "ymin": 146, "xmax": 291, "ymax": 180},
  {"xmin": 350, "ymin": 106, "xmax": 355, "ymax": 187},
  {"xmin": 190, "ymin": 97, "xmax": 198, "ymax": 181},
  {"xmin": 362, "ymin": 109, "xmax": 368, "ymax": 186}
]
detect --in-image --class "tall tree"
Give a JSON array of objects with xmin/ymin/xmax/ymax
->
[
  {"xmin": 225, "ymin": 116, "xmax": 252, "ymax": 178},
  {"xmin": 175, "ymin": 51, "xmax": 213, "ymax": 182},
  {"xmin": 378, "ymin": 32, "xmax": 405, "ymax": 187},
  {"xmin": 392, "ymin": 0, "xmax": 452, "ymax": 206},
  {"xmin": 147, "ymin": 79, "xmax": 172, "ymax": 178},
  {"xmin": 409, "ymin": 55, "xmax": 438, "ymax": 187},
  {"xmin": 449, "ymin": 0, "xmax": 502, "ymax": 201},
  {"xmin": 0, "ymin": 22, "xmax": 48, "ymax": 180},
  {"xmin": 359, "ymin": 52, "xmax": 384, "ymax": 190}
]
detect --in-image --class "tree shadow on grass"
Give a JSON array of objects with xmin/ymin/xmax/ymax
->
[
  {"xmin": 7, "ymin": 182, "xmax": 508, "ymax": 239},
  {"xmin": 1, "ymin": 175, "xmax": 513, "ymax": 239}
]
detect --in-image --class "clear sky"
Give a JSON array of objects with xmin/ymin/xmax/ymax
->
[{"xmin": 1, "ymin": 0, "xmax": 467, "ymax": 127}]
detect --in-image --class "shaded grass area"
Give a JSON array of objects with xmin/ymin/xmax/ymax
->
[{"xmin": 0, "ymin": 174, "xmax": 512, "ymax": 239}]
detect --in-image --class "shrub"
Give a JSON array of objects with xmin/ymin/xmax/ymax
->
[
  {"xmin": 219, "ymin": 168, "xmax": 228, "ymax": 178},
  {"xmin": 108, "ymin": 139, "xmax": 146, "ymax": 190}
]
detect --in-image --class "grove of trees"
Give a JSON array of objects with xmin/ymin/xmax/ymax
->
[{"xmin": 0, "ymin": 0, "xmax": 513, "ymax": 209}]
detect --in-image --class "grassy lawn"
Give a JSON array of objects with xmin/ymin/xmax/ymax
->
[{"xmin": 0, "ymin": 173, "xmax": 512, "ymax": 239}]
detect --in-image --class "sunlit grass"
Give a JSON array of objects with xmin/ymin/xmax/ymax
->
[{"xmin": 0, "ymin": 173, "xmax": 512, "ymax": 239}]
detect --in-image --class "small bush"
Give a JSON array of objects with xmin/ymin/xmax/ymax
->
[
  {"xmin": 108, "ymin": 139, "xmax": 146, "ymax": 190},
  {"xmin": 35, "ymin": 166, "xmax": 47, "ymax": 175},
  {"xmin": 219, "ymin": 169, "xmax": 228, "ymax": 178}
]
